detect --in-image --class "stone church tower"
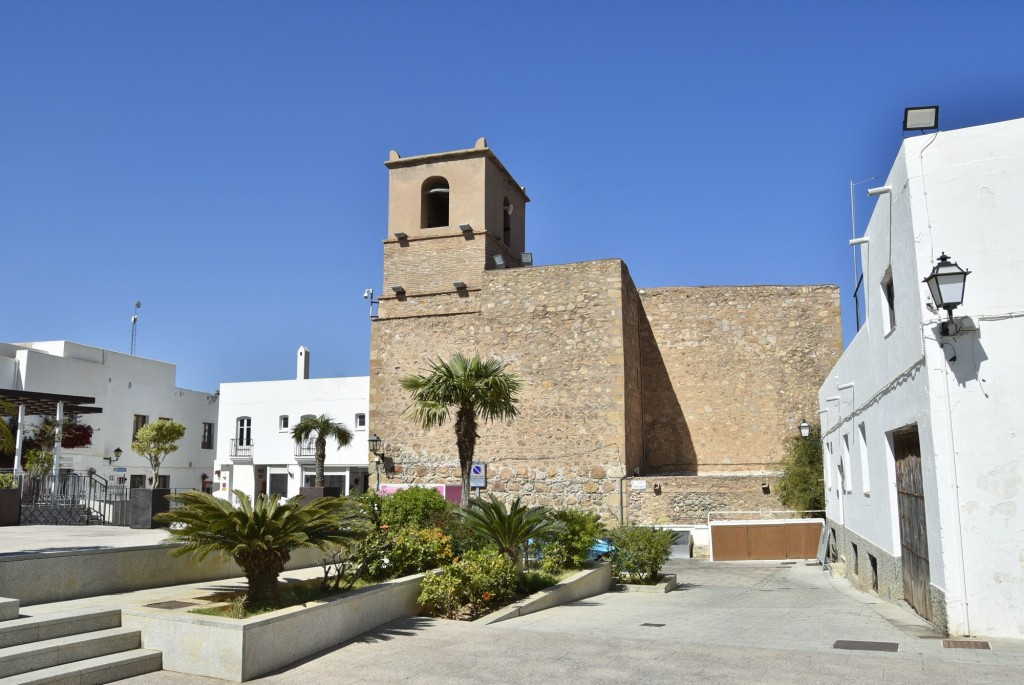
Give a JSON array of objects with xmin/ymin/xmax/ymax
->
[{"xmin": 370, "ymin": 140, "xmax": 842, "ymax": 525}]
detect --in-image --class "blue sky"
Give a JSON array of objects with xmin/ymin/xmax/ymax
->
[{"xmin": 3, "ymin": 1, "xmax": 1023, "ymax": 391}]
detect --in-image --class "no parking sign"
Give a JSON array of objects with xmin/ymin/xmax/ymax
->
[{"xmin": 470, "ymin": 461, "xmax": 487, "ymax": 488}]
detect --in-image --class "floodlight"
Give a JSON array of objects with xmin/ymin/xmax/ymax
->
[{"xmin": 903, "ymin": 106, "xmax": 939, "ymax": 132}]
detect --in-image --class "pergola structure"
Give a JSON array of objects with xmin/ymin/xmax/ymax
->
[{"xmin": 0, "ymin": 388, "xmax": 102, "ymax": 474}]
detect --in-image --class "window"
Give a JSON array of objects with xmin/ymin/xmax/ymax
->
[
  {"xmin": 201, "ymin": 423, "xmax": 214, "ymax": 450},
  {"xmin": 156, "ymin": 475, "xmax": 170, "ymax": 489},
  {"xmin": 304, "ymin": 473, "xmax": 347, "ymax": 493},
  {"xmin": 236, "ymin": 417, "xmax": 252, "ymax": 446},
  {"xmin": 354, "ymin": 413, "xmax": 366, "ymax": 430},
  {"xmin": 279, "ymin": 415, "xmax": 289, "ymax": 431},
  {"xmin": 159, "ymin": 417, "xmax": 172, "ymax": 423},
  {"xmin": 422, "ymin": 177, "xmax": 450, "ymax": 228},
  {"xmin": 132, "ymin": 415, "xmax": 148, "ymax": 440},
  {"xmin": 841, "ymin": 433, "xmax": 852, "ymax": 494},
  {"xmin": 129, "ymin": 474, "xmax": 146, "ymax": 489},
  {"xmin": 503, "ymin": 197, "xmax": 512, "ymax": 246},
  {"xmin": 858, "ymin": 422, "xmax": 869, "ymax": 495},
  {"xmin": 881, "ymin": 269, "xmax": 896, "ymax": 333}
]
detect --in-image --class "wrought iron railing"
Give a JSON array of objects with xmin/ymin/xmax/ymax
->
[
  {"xmin": 230, "ymin": 439, "xmax": 254, "ymax": 458},
  {"xmin": 18, "ymin": 471, "xmax": 131, "ymax": 526},
  {"xmin": 294, "ymin": 440, "xmax": 316, "ymax": 457}
]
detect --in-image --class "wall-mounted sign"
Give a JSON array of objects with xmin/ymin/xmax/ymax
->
[
  {"xmin": 470, "ymin": 461, "xmax": 487, "ymax": 488},
  {"xmin": 631, "ymin": 479, "xmax": 647, "ymax": 490},
  {"xmin": 113, "ymin": 467, "xmax": 127, "ymax": 473}
]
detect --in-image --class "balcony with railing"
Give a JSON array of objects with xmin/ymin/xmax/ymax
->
[
  {"xmin": 294, "ymin": 440, "xmax": 316, "ymax": 459},
  {"xmin": 229, "ymin": 439, "xmax": 254, "ymax": 463}
]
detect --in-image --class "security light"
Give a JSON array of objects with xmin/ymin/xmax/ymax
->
[
  {"xmin": 390, "ymin": 285, "xmax": 406, "ymax": 295},
  {"xmin": 903, "ymin": 106, "xmax": 939, "ymax": 132},
  {"xmin": 459, "ymin": 223, "xmax": 473, "ymax": 234},
  {"xmin": 493, "ymin": 255, "xmax": 506, "ymax": 269},
  {"xmin": 453, "ymin": 281, "xmax": 467, "ymax": 290},
  {"xmin": 521, "ymin": 252, "xmax": 534, "ymax": 267},
  {"xmin": 394, "ymin": 232, "xmax": 408, "ymax": 240}
]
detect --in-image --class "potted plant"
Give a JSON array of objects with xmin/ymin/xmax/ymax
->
[{"xmin": 0, "ymin": 472, "xmax": 20, "ymax": 526}]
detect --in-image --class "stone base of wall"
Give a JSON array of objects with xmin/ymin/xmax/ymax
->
[
  {"xmin": 625, "ymin": 474, "xmax": 788, "ymax": 526},
  {"xmin": 826, "ymin": 519, "xmax": 902, "ymax": 605}
]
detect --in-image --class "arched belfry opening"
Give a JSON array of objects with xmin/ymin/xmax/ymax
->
[
  {"xmin": 503, "ymin": 197, "xmax": 512, "ymax": 245},
  {"xmin": 422, "ymin": 177, "xmax": 450, "ymax": 228}
]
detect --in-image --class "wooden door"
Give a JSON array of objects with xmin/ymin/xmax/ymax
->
[{"xmin": 894, "ymin": 428, "xmax": 932, "ymax": 621}]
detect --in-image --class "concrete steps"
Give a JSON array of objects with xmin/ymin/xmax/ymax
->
[{"xmin": 0, "ymin": 604, "xmax": 161, "ymax": 684}]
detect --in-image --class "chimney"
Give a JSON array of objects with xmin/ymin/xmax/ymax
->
[{"xmin": 297, "ymin": 346, "xmax": 310, "ymax": 380}]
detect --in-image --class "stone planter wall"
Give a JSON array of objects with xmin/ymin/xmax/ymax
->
[{"xmin": 123, "ymin": 573, "xmax": 426, "ymax": 682}]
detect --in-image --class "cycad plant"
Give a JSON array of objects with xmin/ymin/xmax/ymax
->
[
  {"xmin": 462, "ymin": 495, "xmax": 561, "ymax": 570},
  {"xmin": 156, "ymin": 490, "xmax": 367, "ymax": 607}
]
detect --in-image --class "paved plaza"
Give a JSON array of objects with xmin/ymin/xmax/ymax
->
[{"xmin": 6, "ymin": 529, "xmax": 1024, "ymax": 684}]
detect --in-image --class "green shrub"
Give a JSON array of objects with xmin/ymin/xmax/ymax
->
[
  {"xmin": 441, "ymin": 514, "xmax": 491, "ymax": 556},
  {"xmin": 536, "ymin": 509, "xmax": 606, "ymax": 573},
  {"xmin": 418, "ymin": 549, "xmax": 516, "ymax": 619},
  {"xmin": 358, "ymin": 525, "xmax": 454, "ymax": 581},
  {"xmin": 608, "ymin": 526, "xmax": 677, "ymax": 584},
  {"xmin": 0, "ymin": 473, "xmax": 18, "ymax": 489},
  {"xmin": 515, "ymin": 570, "xmax": 558, "ymax": 596},
  {"xmin": 379, "ymin": 487, "xmax": 454, "ymax": 529}
]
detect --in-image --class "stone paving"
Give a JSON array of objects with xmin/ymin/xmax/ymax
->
[{"xmin": 110, "ymin": 558, "xmax": 1024, "ymax": 684}]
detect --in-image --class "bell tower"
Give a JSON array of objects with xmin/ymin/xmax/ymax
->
[{"xmin": 379, "ymin": 138, "xmax": 530, "ymax": 317}]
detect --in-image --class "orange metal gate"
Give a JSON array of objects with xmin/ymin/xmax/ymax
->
[{"xmin": 711, "ymin": 520, "xmax": 824, "ymax": 561}]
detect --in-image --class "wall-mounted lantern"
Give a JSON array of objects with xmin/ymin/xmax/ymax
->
[
  {"xmin": 105, "ymin": 447, "xmax": 123, "ymax": 464},
  {"xmin": 799, "ymin": 420, "xmax": 811, "ymax": 438},
  {"xmin": 923, "ymin": 252, "xmax": 971, "ymax": 336}
]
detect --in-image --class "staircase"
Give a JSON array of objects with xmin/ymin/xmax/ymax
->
[{"xmin": 0, "ymin": 599, "xmax": 161, "ymax": 684}]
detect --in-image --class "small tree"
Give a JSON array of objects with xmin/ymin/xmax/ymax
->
[
  {"xmin": 401, "ymin": 353, "xmax": 521, "ymax": 509},
  {"xmin": 28, "ymin": 414, "xmax": 94, "ymax": 452},
  {"xmin": 776, "ymin": 425, "xmax": 825, "ymax": 514},
  {"xmin": 22, "ymin": 449, "xmax": 54, "ymax": 478},
  {"xmin": 0, "ymin": 401, "xmax": 16, "ymax": 457},
  {"xmin": 131, "ymin": 419, "xmax": 186, "ymax": 487},
  {"xmin": 291, "ymin": 414, "xmax": 353, "ymax": 488}
]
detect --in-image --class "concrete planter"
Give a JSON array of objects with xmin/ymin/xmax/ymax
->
[
  {"xmin": 0, "ymin": 489, "xmax": 20, "ymax": 527},
  {"xmin": 130, "ymin": 488, "xmax": 171, "ymax": 529},
  {"xmin": 476, "ymin": 562, "xmax": 612, "ymax": 625},
  {"xmin": 614, "ymin": 573, "xmax": 677, "ymax": 593},
  {"xmin": 298, "ymin": 486, "xmax": 341, "ymax": 500},
  {"xmin": 123, "ymin": 572, "xmax": 426, "ymax": 682}
]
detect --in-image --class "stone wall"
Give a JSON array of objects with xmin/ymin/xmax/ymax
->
[
  {"xmin": 624, "ymin": 474, "xmax": 788, "ymax": 526},
  {"xmin": 639, "ymin": 285, "xmax": 841, "ymax": 474}
]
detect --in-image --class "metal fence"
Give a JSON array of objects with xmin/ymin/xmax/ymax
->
[{"xmin": 16, "ymin": 470, "xmax": 132, "ymax": 526}]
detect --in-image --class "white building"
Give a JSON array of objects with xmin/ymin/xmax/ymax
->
[
  {"xmin": 0, "ymin": 341, "xmax": 218, "ymax": 490},
  {"xmin": 819, "ymin": 117, "xmax": 1024, "ymax": 639},
  {"xmin": 213, "ymin": 347, "xmax": 370, "ymax": 502}
]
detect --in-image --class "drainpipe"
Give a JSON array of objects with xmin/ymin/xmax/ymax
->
[{"xmin": 619, "ymin": 472, "xmax": 629, "ymax": 525}]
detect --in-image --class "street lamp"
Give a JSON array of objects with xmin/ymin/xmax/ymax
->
[
  {"xmin": 923, "ymin": 253, "xmax": 971, "ymax": 336},
  {"xmin": 368, "ymin": 434, "xmax": 383, "ymax": 458},
  {"xmin": 105, "ymin": 447, "xmax": 123, "ymax": 464},
  {"xmin": 799, "ymin": 420, "xmax": 811, "ymax": 438}
]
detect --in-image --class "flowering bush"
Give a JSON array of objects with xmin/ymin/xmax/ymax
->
[{"xmin": 417, "ymin": 549, "xmax": 516, "ymax": 619}]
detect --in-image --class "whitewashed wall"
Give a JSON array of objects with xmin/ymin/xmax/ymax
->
[
  {"xmin": 214, "ymin": 369, "xmax": 370, "ymax": 502},
  {"xmin": 820, "ymin": 118, "xmax": 1024, "ymax": 638},
  {"xmin": 1, "ymin": 341, "xmax": 218, "ymax": 490}
]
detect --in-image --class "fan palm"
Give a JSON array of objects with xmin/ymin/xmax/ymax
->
[
  {"xmin": 462, "ymin": 495, "xmax": 561, "ymax": 570},
  {"xmin": 400, "ymin": 353, "xmax": 521, "ymax": 509},
  {"xmin": 291, "ymin": 414, "xmax": 353, "ymax": 488},
  {"xmin": 156, "ymin": 490, "xmax": 367, "ymax": 607}
]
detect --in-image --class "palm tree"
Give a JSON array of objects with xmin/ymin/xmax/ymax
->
[
  {"xmin": 291, "ymin": 414, "xmax": 353, "ymax": 489},
  {"xmin": 400, "ymin": 353, "xmax": 521, "ymax": 509},
  {"xmin": 156, "ymin": 490, "xmax": 367, "ymax": 607},
  {"xmin": 462, "ymin": 495, "xmax": 561, "ymax": 569}
]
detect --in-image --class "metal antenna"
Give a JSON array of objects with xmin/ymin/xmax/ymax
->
[
  {"xmin": 130, "ymin": 300, "xmax": 141, "ymax": 355},
  {"xmin": 850, "ymin": 177, "xmax": 876, "ymax": 330}
]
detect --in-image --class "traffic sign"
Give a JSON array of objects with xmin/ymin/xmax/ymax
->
[{"xmin": 470, "ymin": 461, "xmax": 486, "ymax": 488}]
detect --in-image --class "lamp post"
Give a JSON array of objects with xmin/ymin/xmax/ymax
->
[
  {"xmin": 368, "ymin": 435, "xmax": 383, "ymax": 489},
  {"xmin": 105, "ymin": 447, "xmax": 123, "ymax": 464},
  {"xmin": 923, "ymin": 253, "xmax": 971, "ymax": 336}
]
